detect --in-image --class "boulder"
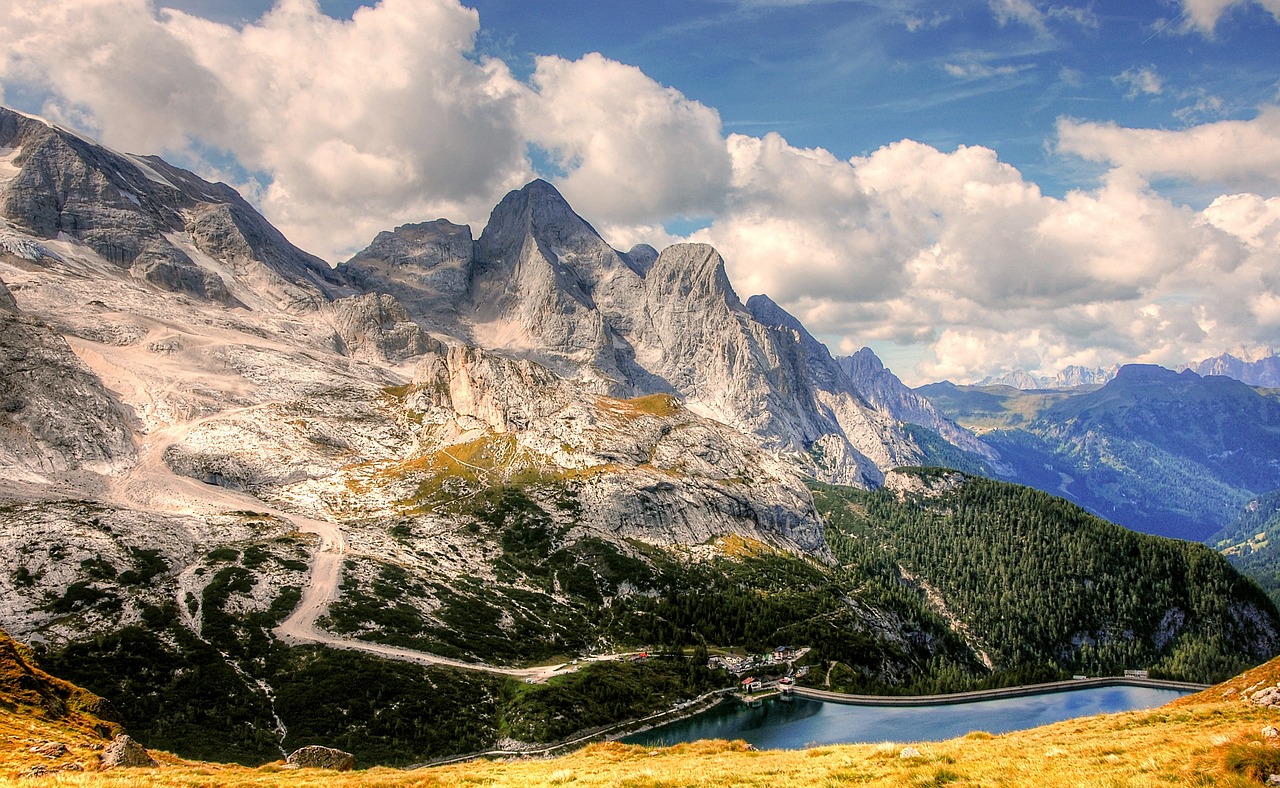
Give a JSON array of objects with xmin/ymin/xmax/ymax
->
[
  {"xmin": 286, "ymin": 745, "xmax": 355, "ymax": 771},
  {"xmin": 28, "ymin": 741, "xmax": 68, "ymax": 758},
  {"xmin": 1253, "ymin": 686, "xmax": 1280, "ymax": 707},
  {"xmin": 99, "ymin": 734, "xmax": 157, "ymax": 768}
]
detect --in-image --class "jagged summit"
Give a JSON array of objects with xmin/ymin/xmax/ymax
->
[
  {"xmin": 332, "ymin": 177, "xmax": 993, "ymax": 486},
  {"xmin": 0, "ymin": 102, "xmax": 994, "ymax": 493}
]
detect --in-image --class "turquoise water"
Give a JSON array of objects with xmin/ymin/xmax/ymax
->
[{"xmin": 623, "ymin": 686, "xmax": 1191, "ymax": 749}]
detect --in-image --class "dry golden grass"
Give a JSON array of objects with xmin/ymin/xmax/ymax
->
[
  {"xmin": 619, "ymin": 394, "xmax": 683, "ymax": 419},
  {"xmin": 709, "ymin": 534, "xmax": 779, "ymax": 559},
  {"xmin": 7, "ymin": 663, "xmax": 1280, "ymax": 787}
]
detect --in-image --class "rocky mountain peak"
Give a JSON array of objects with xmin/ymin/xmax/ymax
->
[
  {"xmin": 846, "ymin": 346, "xmax": 886, "ymax": 375},
  {"xmin": 348, "ymin": 220, "xmax": 474, "ymax": 270},
  {"xmin": 648, "ymin": 243, "xmax": 745, "ymax": 312},
  {"xmin": 0, "ymin": 106, "xmax": 340, "ymax": 311},
  {"xmin": 477, "ymin": 178, "xmax": 604, "ymax": 265},
  {"xmin": 621, "ymin": 243, "xmax": 659, "ymax": 276}
]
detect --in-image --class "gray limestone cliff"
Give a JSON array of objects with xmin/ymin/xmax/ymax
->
[
  {"xmin": 0, "ymin": 107, "xmax": 341, "ymax": 311},
  {"xmin": 0, "ymin": 276, "xmax": 135, "ymax": 482}
]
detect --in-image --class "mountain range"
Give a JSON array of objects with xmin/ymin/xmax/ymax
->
[
  {"xmin": 0, "ymin": 105, "xmax": 1276, "ymax": 766},
  {"xmin": 919, "ymin": 365, "xmax": 1280, "ymax": 542}
]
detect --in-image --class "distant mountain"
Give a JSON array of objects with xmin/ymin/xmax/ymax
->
[
  {"xmin": 1186, "ymin": 349, "xmax": 1280, "ymax": 388},
  {"xmin": 920, "ymin": 364, "xmax": 1280, "ymax": 541},
  {"xmin": 975, "ymin": 364, "xmax": 1116, "ymax": 389}
]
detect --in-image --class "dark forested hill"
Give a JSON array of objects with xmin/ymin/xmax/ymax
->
[{"xmin": 812, "ymin": 468, "xmax": 1280, "ymax": 687}]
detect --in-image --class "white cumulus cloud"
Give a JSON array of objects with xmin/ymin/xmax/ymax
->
[
  {"xmin": 1178, "ymin": 0, "xmax": 1280, "ymax": 33},
  {"xmin": 520, "ymin": 53, "xmax": 733, "ymax": 227}
]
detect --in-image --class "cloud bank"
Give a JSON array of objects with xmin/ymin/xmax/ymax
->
[{"xmin": 2, "ymin": 0, "xmax": 1279, "ymax": 384}]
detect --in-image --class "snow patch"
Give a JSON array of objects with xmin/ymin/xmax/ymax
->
[{"xmin": 123, "ymin": 154, "xmax": 179, "ymax": 192}]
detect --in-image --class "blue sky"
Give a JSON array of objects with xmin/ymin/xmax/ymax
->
[{"xmin": 2, "ymin": 0, "xmax": 1280, "ymax": 382}]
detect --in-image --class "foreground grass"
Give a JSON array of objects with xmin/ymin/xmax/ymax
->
[{"xmin": 6, "ymin": 659, "xmax": 1280, "ymax": 786}]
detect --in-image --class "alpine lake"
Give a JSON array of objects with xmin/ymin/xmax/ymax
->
[{"xmin": 623, "ymin": 685, "xmax": 1192, "ymax": 749}]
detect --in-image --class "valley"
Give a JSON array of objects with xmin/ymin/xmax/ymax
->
[{"xmin": 0, "ymin": 104, "xmax": 1277, "ymax": 773}]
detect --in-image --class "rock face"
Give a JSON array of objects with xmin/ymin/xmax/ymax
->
[
  {"xmin": 99, "ymin": 735, "xmax": 157, "ymax": 768},
  {"xmin": 325, "ymin": 292, "xmax": 438, "ymax": 364},
  {"xmin": 339, "ymin": 219, "xmax": 475, "ymax": 331},
  {"xmin": 0, "ymin": 287, "xmax": 135, "ymax": 482},
  {"xmin": 337, "ymin": 180, "xmax": 989, "ymax": 487},
  {"xmin": 837, "ymin": 347, "xmax": 997, "ymax": 464},
  {"xmin": 287, "ymin": 745, "xmax": 355, "ymax": 771},
  {"xmin": 0, "ymin": 107, "xmax": 343, "ymax": 311}
]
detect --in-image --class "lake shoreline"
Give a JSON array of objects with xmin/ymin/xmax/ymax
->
[{"xmin": 794, "ymin": 676, "xmax": 1208, "ymax": 707}]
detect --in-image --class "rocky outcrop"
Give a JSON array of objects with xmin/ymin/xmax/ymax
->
[
  {"xmin": 99, "ymin": 735, "xmax": 157, "ymax": 768},
  {"xmin": 0, "ymin": 294, "xmax": 135, "ymax": 481},
  {"xmin": 0, "ymin": 275, "xmax": 16, "ymax": 312},
  {"xmin": 399, "ymin": 344, "xmax": 828, "ymax": 554},
  {"xmin": 884, "ymin": 467, "xmax": 967, "ymax": 501},
  {"xmin": 287, "ymin": 745, "xmax": 355, "ymax": 771},
  {"xmin": 325, "ymin": 292, "xmax": 437, "ymax": 364}
]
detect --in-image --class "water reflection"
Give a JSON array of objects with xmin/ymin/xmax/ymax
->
[{"xmin": 624, "ymin": 686, "xmax": 1190, "ymax": 749}]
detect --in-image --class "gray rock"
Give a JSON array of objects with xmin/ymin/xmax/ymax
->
[
  {"xmin": 28, "ymin": 741, "xmax": 68, "ymax": 758},
  {"xmin": 325, "ymin": 292, "xmax": 437, "ymax": 363},
  {"xmin": 0, "ymin": 307, "xmax": 135, "ymax": 479},
  {"xmin": 0, "ymin": 276, "xmax": 17, "ymax": 312},
  {"xmin": 99, "ymin": 734, "xmax": 157, "ymax": 768},
  {"xmin": 1252, "ymin": 686, "xmax": 1280, "ymax": 707},
  {"xmin": 287, "ymin": 745, "xmax": 355, "ymax": 771},
  {"xmin": 130, "ymin": 240, "xmax": 239, "ymax": 306}
]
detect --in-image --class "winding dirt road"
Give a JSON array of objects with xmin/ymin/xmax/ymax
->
[
  {"xmin": 271, "ymin": 515, "xmax": 573, "ymax": 681},
  {"xmin": 98, "ymin": 399, "xmax": 573, "ymax": 682}
]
